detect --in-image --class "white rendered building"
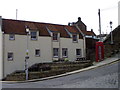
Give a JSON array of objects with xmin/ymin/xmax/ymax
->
[{"xmin": 0, "ymin": 16, "xmax": 88, "ymax": 79}]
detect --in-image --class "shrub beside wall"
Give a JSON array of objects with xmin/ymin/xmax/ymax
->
[{"xmin": 5, "ymin": 61, "xmax": 92, "ymax": 81}]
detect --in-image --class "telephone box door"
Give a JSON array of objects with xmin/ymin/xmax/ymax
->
[{"xmin": 96, "ymin": 42, "xmax": 104, "ymax": 62}]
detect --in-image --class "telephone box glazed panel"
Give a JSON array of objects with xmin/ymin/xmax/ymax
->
[{"xmin": 96, "ymin": 42, "xmax": 104, "ymax": 62}]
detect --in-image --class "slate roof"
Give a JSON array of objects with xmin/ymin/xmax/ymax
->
[
  {"xmin": 2, "ymin": 19, "xmax": 84, "ymax": 38},
  {"xmin": 81, "ymin": 30, "xmax": 96, "ymax": 36},
  {"xmin": 65, "ymin": 26, "xmax": 79, "ymax": 34}
]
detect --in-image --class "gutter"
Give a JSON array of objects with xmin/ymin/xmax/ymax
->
[
  {"xmin": 58, "ymin": 33, "xmax": 61, "ymax": 59},
  {"xmin": 46, "ymin": 26, "xmax": 53, "ymax": 61},
  {"xmin": 2, "ymin": 31, "xmax": 5, "ymax": 79},
  {"xmin": 0, "ymin": 16, "xmax": 4, "ymax": 80}
]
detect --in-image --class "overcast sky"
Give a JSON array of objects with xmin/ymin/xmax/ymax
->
[{"xmin": 0, "ymin": 0, "xmax": 119, "ymax": 35}]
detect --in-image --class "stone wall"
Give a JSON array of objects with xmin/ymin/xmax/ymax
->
[{"xmin": 104, "ymin": 26, "xmax": 120, "ymax": 57}]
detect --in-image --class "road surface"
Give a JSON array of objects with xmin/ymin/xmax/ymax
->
[{"xmin": 2, "ymin": 61, "xmax": 119, "ymax": 88}]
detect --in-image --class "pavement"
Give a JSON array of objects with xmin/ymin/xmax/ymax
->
[{"xmin": 1, "ymin": 53, "xmax": 120, "ymax": 83}]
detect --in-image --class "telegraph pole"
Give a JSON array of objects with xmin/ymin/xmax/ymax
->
[
  {"xmin": 98, "ymin": 9, "xmax": 102, "ymax": 41},
  {"xmin": 16, "ymin": 9, "xmax": 18, "ymax": 20}
]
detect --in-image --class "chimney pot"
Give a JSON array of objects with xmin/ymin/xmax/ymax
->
[
  {"xmin": 68, "ymin": 22, "xmax": 71, "ymax": 26},
  {"xmin": 91, "ymin": 29, "xmax": 93, "ymax": 32},
  {"xmin": 78, "ymin": 17, "xmax": 81, "ymax": 21}
]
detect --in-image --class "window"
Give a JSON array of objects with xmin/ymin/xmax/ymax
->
[
  {"xmin": 31, "ymin": 31, "xmax": 37, "ymax": 40},
  {"xmin": 53, "ymin": 33, "xmax": 58, "ymax": 41},
  {"xmin": 9, "ymin": 34, "xmax": 15, "ymax": 40},
  {"xmin": 76, "ymin": 49, "xmax": 81, "ymax": 56},
  {"xmin": 8, "ymin": 52, "xmax": 13, "ymax": 61},
  {"xmin": 35, "ymin": 49, "xmax": 40, "ymax": 57},
  {"xmin": 72, "ymin": 34, "xmax": 77, "ymax": 42},
  {"xmin": 53, "ymin": 48, "xmax": 59, "ymax": 57},
  {"xmin": 62, "ymin": 48, "xmax": 68, "ymax": 57}
]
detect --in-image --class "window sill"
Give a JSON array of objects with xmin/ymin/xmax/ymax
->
[
  {"xmin": 31, "ymin": 38, "xmax": 38, "ymax": 41},
  {"xmin": 8, "ymin": 58, "xmax": 13, "ymax": 61},
  {"xmin": 35, "ymin": 55, "xmax": 40, "ymax": 57},
  {"xmin": 62, "ymin": 56, "xmax": 68, "ymax": 58},
  {"xmin": 53, "ymin": 40, "xmax": 58, "ymax": 42},
  {"xmin": 73, "ymin": 41, "xmax": 78, "ymax": 43},
  {"xmin": 76, "ymin": 55, "xmax": 81, "ymax": 57},
  {"xmin": 9, "ymin": 39, "xmax": 15, "ymax": 40},
  {"xmin": 53, "ymin": 56, "xmax": 59, "ymax": 58}
]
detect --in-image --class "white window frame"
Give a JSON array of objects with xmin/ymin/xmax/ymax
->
[
  {"xmin": 31, "ymin": 31, "xmax": 37, "ymax": 40},
  {"xmin": 62, "ymin": 48, "xmax": 68, "ymax": 57},
  {"xmin": 53, "ymin": 48, "xmax": 59, "ymax": 58},
  {"xmin": 35, "ymin": 49, "xmax": 40, "ymax": 57},
  {"xmin": 72, "ymin": 34, "xmax": 78, "ymax": 42},
  {"xmin": 53, "ymin": 33, "xmax": 58, "ymax": 41},
  {"xmin": 8, "ymin": 52, "xmax": 13, "ymax": 61},
  {"xmin": 9, "ymin": 34, "xmax": 15, "ymax": 40},
  {"xmin": 76, "ymin": 49, "xmax": 81, "ymax": 56}
]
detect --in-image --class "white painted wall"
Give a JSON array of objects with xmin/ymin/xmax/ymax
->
[
  {"xmin": 3, "ymin": 34, "xmax": 52, "ymax": 77},
  {"xmin": 60, "ymin": 35, "xmax": 84, "ymax": 61},
  {"xmin": 52, "ymin": 34, "xmax": 84, "ymax": 61},
  {"xmin": 118, "ymin": 1, "xmax": 120, "ymax": 25},
  {"xmin": 3, "ymin": 33, "xmax": 85, "ymax": 78}
]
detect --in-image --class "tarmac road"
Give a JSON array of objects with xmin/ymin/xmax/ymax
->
[{"xmin": 2, "ymin": 60, "xmax": 119, "ymax": 88}]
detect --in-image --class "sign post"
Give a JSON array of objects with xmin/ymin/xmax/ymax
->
[{"xmin": 25, "ymin": 26, "xmax": 29, "ymax": 80}]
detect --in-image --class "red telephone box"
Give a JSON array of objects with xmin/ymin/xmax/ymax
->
[{"xmin": 96, "ymin": 42, "xmax": 104, "ymax": 62}]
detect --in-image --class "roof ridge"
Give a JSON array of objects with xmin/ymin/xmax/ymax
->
[{"xmin": 3, "ymin": 18, "xmax": 68, "ymax": 27}]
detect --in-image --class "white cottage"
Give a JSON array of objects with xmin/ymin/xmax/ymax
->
[{"xmin": 0, "ymin": 16, "xmax": 86, "ymax": 79}]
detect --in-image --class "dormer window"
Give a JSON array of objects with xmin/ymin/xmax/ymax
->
[
  {"xmin": 31, "ymin": 31, "xmax": 37, "ymax": 40},
  {"xmin": 72, "ymin": 34, "xmax": 78, "ymax": 42},
  {"xmin": 53, "ymin": 33, "xmax": 58, "ymax": 41},
  {"xmin": 9, "ymin": 34, "xmax": 15, "ymax": 40}
]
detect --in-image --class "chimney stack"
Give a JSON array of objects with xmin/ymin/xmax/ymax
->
[
  {"xmin": 91, "ymin": 29, "xmax": 93, "ymax": 32},
  {"xmin": 68, "ymin": 22, "xmax": 71, "ymax": 26},
  {"xmin": 78, "ymin": 17, "xmax": 81, "ymax": 21}
]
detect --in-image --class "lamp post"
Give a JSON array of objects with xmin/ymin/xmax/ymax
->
[
  {"xmin": 110, "ymin": 21, "xmax": 113, "ymax": 44},
  {"xmin": 25, "ymin": 26, "xmax": 30, "ymax": 80}
]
